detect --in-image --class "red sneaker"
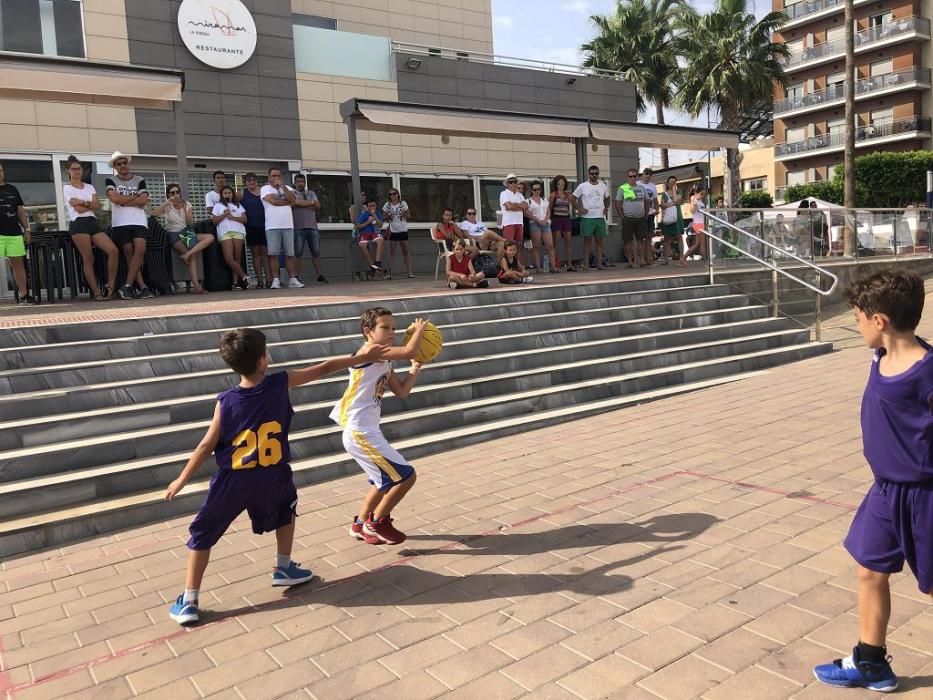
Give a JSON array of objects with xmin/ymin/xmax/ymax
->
[
  {"xmin": 349, "ymin": 516, "xmax": 380, "ymax": 544},
  {"xmin": 363, "ymin": 515, "xmax": 406, "ymax": 545}
]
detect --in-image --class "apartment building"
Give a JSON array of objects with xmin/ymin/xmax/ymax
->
[
  {"xmin": 772, "ymin": 0, "xmax": 933, "ymax": 201},
  {"xmin": 0, "ymin": 0, "xmax": 638, "ymax": 234}
]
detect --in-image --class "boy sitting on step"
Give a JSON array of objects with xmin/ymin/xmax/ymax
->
[
  {"xmin": 164, "ymin": 327, "xmax": 387, "ymax": 625},
  {"xmin": 813, "ymin": 269, "xmax": 933, "ymax": 692},
  {"xmin": 334, "ymin": 308, "xmax": 426, "ymax": 545}
]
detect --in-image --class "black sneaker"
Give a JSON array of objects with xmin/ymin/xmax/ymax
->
[
  {"xmin": 117, "ymin": 285, "xmax": 133, "ymax": 300},
  {"xmin": 478, "ymin": 279, "xmax": 489, "ymax": 288},
  {"xmin": 138, "ymin": 287, "xmax": 154, "ymax": 299},
  {"xmin": 237, "ymin": 277, "xmax": 250, "ymax": 290},
  {"xmin": 18, "ymin": 294, "xmax": 37, "ymax": 304},
  {"xmin": 317, "ymin": 275, "xmax": 329, "ymax": 284}
]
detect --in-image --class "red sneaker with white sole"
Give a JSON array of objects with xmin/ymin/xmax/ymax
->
[{"xmin": 362, "ymin": 515, "xmax": 406, "ymax": 545}]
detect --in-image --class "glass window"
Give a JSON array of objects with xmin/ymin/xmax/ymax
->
[
  {"xmin": 786, "ymin": 170, "xmax": 807, "ymax": 186},
  {"xmin": 292, "ymin": 14, "xmax": 337, "ymax": 30},
  {"xmin": 1, "ymin": 159, "xmax": 57, "ymax": 231},
  {"xmin": 742, "ymin": 178, "xmax": 767, "ymax": 191},
  {"xmin": 870, "ymin": 59, "xmax": 893, "ymax": 76},
  {"xmin": 0, "ymin": 0, "xmax": 84, "ymax": 58},
  {"xmin": 785, "ymin": 126, "xmax": 806, "ymax": 143},
  {"xmin": 479, "ymin": 179, "xmax": 505, "ymax": 221},
  {"xmin": 304, "ymin": 174, "xmax": 391, "ymax": 224},
  {"xmin": 399, "ymin": 177, "xmax": 473, "ymax": 224},
  {"xmin": 293, "ymin": 25, "xmax": 391, "ymax": 81}
]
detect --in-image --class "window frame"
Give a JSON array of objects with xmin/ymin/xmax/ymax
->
[{"xmin": 0, "ymin": 0, "xmax": 86, "ymax": 59}]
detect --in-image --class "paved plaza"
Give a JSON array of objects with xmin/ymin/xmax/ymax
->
[{"xmin": 1, "ymin": 296, "xmax": 932, "ymax": 700}]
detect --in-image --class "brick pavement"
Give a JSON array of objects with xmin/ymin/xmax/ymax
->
[{"xmin": 1, "ymin": 312, "xmax": 932, "ymax": 698}]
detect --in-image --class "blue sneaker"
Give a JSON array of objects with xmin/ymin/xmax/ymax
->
[
  {"xmin": 271, "ymin": 561, "xmax": 313, "ymax": 587},
  {"xmin": 169, "ymin": 594, "xmax": 199, "ymax": 625},
  {"xmin": 813, "ymin": 647, "xmax": 898, "ymax": 692}
]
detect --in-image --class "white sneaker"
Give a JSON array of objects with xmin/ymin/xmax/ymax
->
[
  {"xmin": 448, "ymin": 281, "xmax": 457, "ymax": 289},
  {"xmin": 269, "ymin": 278, "xmax": 281, "ymax": 289},
  {"xmin": 523, "ymin": 276, "xmax": 534, "ymax": 284},
  {"xmin": 288, "ymin": 277, "xmax": 305, "ymax": 288}
]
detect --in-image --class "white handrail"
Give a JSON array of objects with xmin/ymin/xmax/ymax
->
[{"xmin": 702, "ymin": 211, "xmax": 839, "ymax": 296}]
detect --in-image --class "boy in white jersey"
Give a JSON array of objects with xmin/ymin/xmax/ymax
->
[{"xmin": 331, "ymin": 307, "xmax": 427, "ymax": 544}]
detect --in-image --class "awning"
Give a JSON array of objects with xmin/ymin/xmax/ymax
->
[
  {"xmin": 0, "ymin": 54, "xmax": 184, "ymax": 109},
  {"xmin": 342, "ymin": 100, "xmax": 590, "ymax": 140},
  {"xmin": 589, "ymin": 121, "xmax": 738, "ymax": 150}
]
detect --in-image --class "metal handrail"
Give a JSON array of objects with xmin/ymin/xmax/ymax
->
[{"xmin": 702, "ymin": 211, "xmax": 839, "ymax": 296}]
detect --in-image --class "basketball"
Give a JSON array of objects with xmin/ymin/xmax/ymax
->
[{"xmin": 403, "ymin": 322, "xmax": 443, "ymax": 363}]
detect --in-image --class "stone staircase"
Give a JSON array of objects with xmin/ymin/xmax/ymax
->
[{"xmin": 0, "ymin": 274, "xmax": 832, "ymax": 557}]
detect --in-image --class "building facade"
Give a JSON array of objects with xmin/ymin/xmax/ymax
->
[
  {"xmin": 772, "ymin": 0, "xmax": 932, "ymax": 200},
  {"xmin": 0, "ymin": 0, "xmax": 637, "ymax": 240}
]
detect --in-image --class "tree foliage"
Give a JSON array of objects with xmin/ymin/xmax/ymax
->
[{"xmin": 738, "ymin": 190, "xmax": 774, "ymax": 208}]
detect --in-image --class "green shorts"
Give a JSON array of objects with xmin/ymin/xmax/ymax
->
[
  {"xmin": 0, "ymin": 234, "xmax": 26, "ymax": 258},
  {"xmin": 660, "ymin": 221, "xmax": 683, "ymax": 237},
  {"xmin": 580, "ymin": 218, "xmax": 608, "ymax": 238}
]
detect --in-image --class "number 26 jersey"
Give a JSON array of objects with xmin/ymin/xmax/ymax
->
[{"xmin": 214, "ymin": 371, "xmax": 294, "ymax": 471}]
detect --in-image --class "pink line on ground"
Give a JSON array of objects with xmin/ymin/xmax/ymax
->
[
  {"xmin": 2, "ymin": 468, "xmax": 857, "ymax": 695},
  {"xmin": 0, "ymin": 631, "xmax": 11, "ymax": 697},
  {"xmin": 680, "ymin": 470, "xmax": 858, "ymax": 511}
]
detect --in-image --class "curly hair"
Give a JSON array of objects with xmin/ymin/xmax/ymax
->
[{"xmin": 844, "ymin": 268, "xmax": 925, "ymax": 332}]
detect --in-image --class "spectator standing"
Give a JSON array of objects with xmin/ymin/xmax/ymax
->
[
  {"xmin": 680, "ymin": 186, "xmax": 708, "ymax": 265},
  {"xmin": 615, "ymin": 168, "xmax": 649, "ymax": 268},
  {"xmin": 62, "ymin": 155, "xmax": 118, "ymax": 300},
  {"xmin": 356, "ymin": 198, "xmax": 386, "ymax": 272},
  {"xmin": 211, "ymin": 185, "xmax": 249, "ymax": 290},
  {"xmin": 260, "ymin": 167, "xmax": 303, "ymax": 289},
  {"xmin": 204, "ymin": 170, "xmax": 227, "ymax": 215},
  {"xmin": 499, "ymin": 174, "xmax": 527, "ymax": 247},
  {"xmin": 526, "ymin": 180, "xmax": 556, "ymax": 272},
  {"xmin": 572, "ymin": 165, "xmax": 611, "ymax": 271},
  {"xmin": 383, "ymin": 189, "xmax": 413, "ymax": 278},
  {"xmin": 0, "ymin": 163, "xmax": 34, "ymax": 303},
  {"xmin": 658, "ymin": 175, "xmax": 685, "ymax": 264},
  {"xmin": 549, "ymin": 174, "xmax": 575, "ymax": 271},
  {"xmin": 105, "ymin": 151, "xmax": 153, "ymax": 300},
  {"xmin": 641, "ymin": 169, "xmax": 659, "ymax": 265},
  {"xmin": 809, "ymin": 199, "xmax": 829, "ymax": 256},
  {"xmin": 240, "ymin": 172, "xmax": 272, "ymax": 288},
  {"xmin": 291, "ymin": 174, "xmax": 327, "ymax": 284},
  {"xmin": 459, "ymin": 209, "xmax": 504, "ymax": 255},
  {"xmin": 151, "ymin": 183, "xmax": 213, "ymax": 294}
]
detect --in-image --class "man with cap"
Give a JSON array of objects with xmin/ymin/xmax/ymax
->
[
  {"xmin": 105, "ymin": 151, "xmax": 154, "ymax": 299},
  {"xmin": 499, "ymin": 174, "xmax": 528, "ymax": 247}
]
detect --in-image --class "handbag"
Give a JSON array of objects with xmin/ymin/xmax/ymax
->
[{"xmin": 661, "ymin": 193, "xmax": 678, "ymax": 225}]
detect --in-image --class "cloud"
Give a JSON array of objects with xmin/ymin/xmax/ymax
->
[
  {"xmin": 525, "ymin": 46, "xmax": 585, "ymax": 67},
  {"xmin": 560, "ymin": 0, "xmax": 591, "ymax": 14},
  {"xmin": 494, "ymin": 15, "xmax": 513, "ymax": 27}
]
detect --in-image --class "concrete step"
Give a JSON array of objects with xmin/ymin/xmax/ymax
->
[
  {"xmin": 0, "ymin": 275, "xmax": 709, "ymax": 349},
  {"xmin": 2, "ymin": 317, "xmax": 798, "ymax": 447},
  {"xmin": 0, "ymin": 293, "xmax": 752, "ymax": 394},
  {"xmin": 0, "ymin": 282, "xmax": 722, "ymax": 370},
  {"xmin": 0, "ymin": 331, "xmax": 821, "ymax": 501},
  {"xmin": 0, "ymin": 349, "xmax": 824, "ymax": 558}
]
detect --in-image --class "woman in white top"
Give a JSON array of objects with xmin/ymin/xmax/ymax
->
[
  {"xmin": 679, "ymin": 187, "xmax": 708, "ymax": 266},
  {"xmin": 63, "ymin": 155, "xmax": 119, "ymax": 300},
  {"xmin": 210, "ymin": 185, "xmax": 249, "ymax": 290},
  {"xmin": 382, "ymin": 189, "xmax": 413, "ymax": 278},
  {"xmin": 151, "ymin": 183, "xmax": 214, "ymax": 294},
  {"xmin": 525, "ymin": 180, "xmax": 557, "ymax": 272}
]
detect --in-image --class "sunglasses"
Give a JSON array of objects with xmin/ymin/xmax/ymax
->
[
  {"xmin": 114, "ymin": 160, "xmax": 128, "ymax": 167},
  {"xmin": 390, "ymin": 192, "xmax": 399, "ymax": 196},
  {"xmin": 627, "ymin": 174, "xmax": 637, "ymax": 178},
  {"xmin": 507, "ymin": 179, "xmax": 517, "ymax": 184},
  {"xmin": 466, "ymin": 211, "xmax": 476, "ymax": 215},
  {"xmin": 532, "ymin": 187, "xmax": 541, "ymax": 191}
]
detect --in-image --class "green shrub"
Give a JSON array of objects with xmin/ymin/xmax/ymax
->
[
  {"xmin": 841, "ymin": 151, "xmax": 933, "ymax": 207},
  {"xmin": 783, "ymin": 180, "xmax": 844, "ymax": 205},
  {"xmin": 738, "ymin": 190, "xmax": 773, "ymax": 208}
]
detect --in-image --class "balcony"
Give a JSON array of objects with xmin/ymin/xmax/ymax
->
[
  {"xmin": 781, "ymin": 0, "xmax": 870, "ymax": 30},
  {"xmin": 784, "ymin": 16, "xmax": 931, "ymax": 72},
  {"xmin": 775, "ymin": 116, "xmax": 932, "ymax": 159},
  {"xmin": 774, "ymin": 67, "xmax": 932, "ymax": 116}
]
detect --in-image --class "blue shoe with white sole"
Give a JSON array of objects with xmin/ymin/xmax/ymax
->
[
  {"xmin": 271, "ymin": 561, "xmax": 313, "ymax": 587},
  {"xmin": 813, "ymin": 647, "xmax": 898, "ymax": 692},
  {"xmin": 169, "ymin": 594, "xmax": 199, "ymax": 625}
]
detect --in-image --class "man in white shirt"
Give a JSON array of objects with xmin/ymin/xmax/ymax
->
[
  {"xmin": 204, "ymin": 170, "xmax": 227, "ymax": 214},
  {"xmin": 498, "ymin": 173, "xmax": 527, "ymax": 246},
  {"xmin": 260, "ymin": 167, "xmax": 303, "ymax": 289},
  {"xmin": 571, "ymin": 165, "xmax": 611, "ymax": 270},
  {"xmin": 459, "ymin": 209, "xmax": 505, "ymax": 255}
]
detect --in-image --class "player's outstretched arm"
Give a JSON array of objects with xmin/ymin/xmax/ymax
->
[
  {"xmin": 382, "ymin": 318, "xmax": 428, "ymax": 361},
  {"xmin": 387, "ymin": 360, "xmax": 423, "ymax": 398},
  {"xmin": 165, "ymin": 401, "xmax": 222, "ymax": 500},
  {"xmin": 286, "ymin": 344, "xmax": 389, "ymax": 388}
]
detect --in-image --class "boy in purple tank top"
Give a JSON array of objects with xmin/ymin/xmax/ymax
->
[
  {"xmin": 813, "ymin": 269, "xmax": 933, "ymax": 692},
  {"xmin": 164, "ymin": 327, "xmax": 386, "ymax": 625}
]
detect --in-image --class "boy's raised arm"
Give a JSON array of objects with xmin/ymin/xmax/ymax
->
[
  {"xmin": 287, "ymin": 344, "xmax": 389, "ymax": 388},
  {"xmin": 166, "ymin": 401, "xmax": 222, "ymax": 500},
  {"xmin": 381, "ymin": 318, "xmax": 428, "ymax": 361}
]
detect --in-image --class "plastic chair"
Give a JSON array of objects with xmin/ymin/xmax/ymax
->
[{"xmin": 432, "ymin": 229, "xmax": 452, "ymax": 280}]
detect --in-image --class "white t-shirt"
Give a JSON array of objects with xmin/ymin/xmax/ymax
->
[
  {"xmin": 692, "ymin": 197, "xmax": 706, "ymax": 227},
  {"xmin": 499, "ymin": 189, "xmax": 525, "ymax": 226},
  {"xmin": 642, "ymin": 180, "xmax": 658, "ymax": 215},
  {"xmin": 63, "ymin": 183, "xmax": 96, "ymax": 222},
  {"xmin": 260, "ymin": 184, "xmax": 294, "ymax": 230},
  {"xmin": 526, "ymin": 197, "xmax": 549, "ymax": 223},
  {"xmin": 105, "ymin": 174, "xmax": 148, "ymax": 228},
  {"xmin": 573, "ymin": 181, "xmax": 610, "ymax": 219},
  {"xmin": 205, "ymin": 189, "xmax": 222, "ymax": 211},
  {"xmin": 460, "ymin": 220, "xmax": 487, "ymax": 238},
  {"xmin": 212, "ymin": 202, "xmax": 246, "ymax": 237}
]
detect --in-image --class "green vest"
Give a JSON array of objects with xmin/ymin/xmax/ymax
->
[{"xmin": 617, "ymin": 183, "xmax": 636, "ymax": 200}]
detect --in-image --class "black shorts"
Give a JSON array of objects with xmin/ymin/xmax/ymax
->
[
  {"xmin": 387, "ymin": 230, "xmax": 409, "ymax": 241},
  {"xmin": 245, "ymin": 225, "xmax": 267, "ymax": 247},
  {"xmin": 69, "ymin": 217, "xmax": 101, "ymax": 236},
  {"xmin": 111, "ymin": 225, "xmax": 148, "ymax": 247},
  {"xmin": 621, "ymin": 217, "xmax": 649, "ymax": 242}
]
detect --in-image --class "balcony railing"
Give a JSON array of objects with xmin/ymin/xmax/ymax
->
[
  {"xmin": 785, "ymin": 16, "xmax": 930, "ymax": 68},
  {"xmin": 775, "ymin": 116, "xmax": 932, "ymax": 157},
  {"xmin": 774, "ymin": 67, "xmax": 932, "ymax": 114},
  {"xmin": 783, "ymin": 0, "xmax": 843, "ymax": 23}
]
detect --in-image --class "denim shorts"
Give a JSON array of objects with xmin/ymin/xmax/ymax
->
[
  {"xmin": 294, "ymin": 228, "xmax": 320, "ymax": 258},
  {"xmin": 266, "ymin": 228, "xmax": 295, "ymax": 257}
]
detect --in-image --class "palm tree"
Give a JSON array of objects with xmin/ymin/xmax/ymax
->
[
  {"xmin": 675, "ymin": 0, "xmax": 789, "ymax": 205},
  {"xmin": 581, "ymin": 0, "xmax": 686, "ymax": 170},
  {"xmin": 843, "ymin": 0, "xmax": 856, "ymax": 256}
]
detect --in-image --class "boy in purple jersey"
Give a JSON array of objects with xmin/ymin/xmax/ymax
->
[
  {"xmin": 814, "ymin": 269, "xmax": 933, "ymax": 692},
  {"xmin": 164, "ymin": 327, "xmax": 387, "ymax": 625}
]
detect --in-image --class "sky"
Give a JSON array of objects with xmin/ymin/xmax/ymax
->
[{"xmin": 489, "ymin": 0, "xmax": 767, "ymax": 167}]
